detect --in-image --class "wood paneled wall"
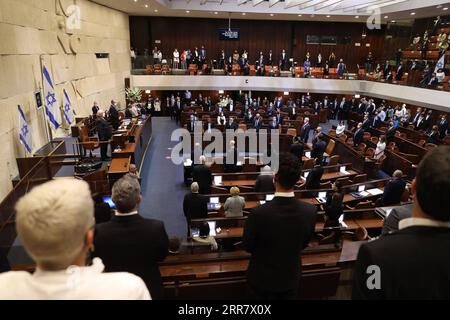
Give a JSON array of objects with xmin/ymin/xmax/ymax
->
[{"xmin": 130, "ymin": 17, "xmax": 386, "ymax": 71}]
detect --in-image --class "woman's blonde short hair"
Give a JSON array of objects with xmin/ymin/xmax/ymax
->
[
  {"xmin": 15, "ymin": 179, "xmax": 94, "ymax": 269},
  {"xmin": 230, "ymin": 186, "xmax": 240, "ymax": 196}
]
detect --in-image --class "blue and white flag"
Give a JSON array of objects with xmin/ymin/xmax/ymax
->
[
  {"xmin": 435, "ymin": 54, "xmax": 445, "ymax": 73},
  {"xmin": 42, "ymin": 65, "xmax": 62, "ymax": 130},
  {"xmin": 18, "ymin": 105, "xmax": 32, "ymax": 154},
  {"xmin": 62, "ymin": 89, "xmax": 75, "ymax": 126}
]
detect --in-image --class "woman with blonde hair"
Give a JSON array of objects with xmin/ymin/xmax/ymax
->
[{"xmin": 224, "ymin": 186, "xmax": 245, "ymax": 217}]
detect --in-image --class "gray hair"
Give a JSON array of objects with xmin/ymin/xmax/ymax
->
[
  {"xmin": 112, "ymin": 174, "xmax": 141, "ymax": 213},
  {"xmin": 191, "ymin": 182, "xmax": 199, "ymax": 193},
  {"xmin": 261, "ymin": 165, "xmax": 273, "ymax": 175},
  {"xmin": 393, "ymin": 170, "xmax": 403, "ymax": 179}
]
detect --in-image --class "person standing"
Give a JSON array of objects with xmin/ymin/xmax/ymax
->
[
  {"xmin": 96, "ymin": 110, "xmax": 112, "ymax": 161},
  {"xmin": 94, "ymin": 174, "xmax": 169, "ymax": 299},
  {"xmin": 243, "ymin": 153, "xmax": 317, "ymax": 299}
]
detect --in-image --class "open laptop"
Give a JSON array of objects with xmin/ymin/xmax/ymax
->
[
  {"xmin": 315, "ymin": 191, "xmax": 327, "ymax": 204},
  {"xmin": 207, "ymin": 197, "xmax": 221, "ymax": 210},
  {"xmin": 213, "ymin": 176, "xmax": 222, "ymax": 185},
  {"xmin": 350, "ymin": 185, "xmax": 368, "ymax": 198},
  {"xmin": 340, "ymin": 166, "xmax": 350, "ymax": 175},
  {"xmin": 305, "ymin": 151, "xmax": 311, "ymax": 159}
]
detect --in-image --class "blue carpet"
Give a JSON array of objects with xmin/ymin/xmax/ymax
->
[{"xmin": 139, "ymin": 117, "xmax": 187, "ymax": 239}]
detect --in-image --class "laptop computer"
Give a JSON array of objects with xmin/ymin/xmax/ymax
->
[
  {"xmin": 207, "ymin": 197, "xmax": 221, "ymax": 210},
  {"xmin": 315, "ymin": 191, "xmax": 327, "ymax": 204}
]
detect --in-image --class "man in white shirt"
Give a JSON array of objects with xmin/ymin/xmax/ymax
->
[{"xmin": 0, "ymin": 179, "xmax": 150, "ymax": 300}]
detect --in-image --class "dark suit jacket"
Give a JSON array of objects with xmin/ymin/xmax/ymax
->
[
  {"xmin": 381, "ymin": 204, "xmax": 413, "ymax": 236},
  {"xmin": 243, "ymin": 197, "xmax": 317, "ymax": 293},
  {"xmin": 300, "ymin": 123, "xmax": 311, "ymax": 143},
  {"xmin": 385, "ymin": 126, "xmax": 396, "ymax": 140},
  {"xmin": 225, "ymin": 121, "xmax": 238, "ymax": 130},
  {"xmin": 353, "ymin": 128, "xmax": 364, "ymax": 146},
  {"xmin": 187, "ymin": 120, "xmax": 196, "ymax": 132},
  {"xmin": 94, "ymin": 214, "xmax": 169, "ymax": 299},
  {"xmin": 362, "ymin": 119, "xmax": 371, "ymax": 130},
  {"xmin": 183, "ymin": 192, "xmax": 208, "ymax": 220},
  {"xmin": 192, "ymin": 164, "xmax": 213, "ymax": 194},
  {"xmin": 311, "ymin": 140, "xmax": 326, "ymax": 165},
  {"xmin": 254, "ymin": 175, "xmax": 275, "ymax": 193},
  {"xmin": 395, "ymin": 66, "xmax": 404, "ymax": 80},
  {"xmin": 253, "ymin": 118, "xmax": 262, "ymax": 131},
  {"xmin": 96, "ymin": 117, "xmax": 112, "ymax": 141},
  {"xmin": 381, "ymin": 179, "xmax": 406, "ymax": 206},
  {"xmin": 305, "ymin": 166, "xmax": 324, "ymax": 191},
  {"xmin": 353, "ymin": 225, "xmax": 450, "ymax": 299},
  {"xmin": 108, "ymin": 105, "xmax": 120, "ymax": 129},
  {"xmin": 290, "ymin": 142, "xmax": 304, "ymax": 159}
]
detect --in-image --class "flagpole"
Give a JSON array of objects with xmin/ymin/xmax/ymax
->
[{"xmin": 38, "ymin": 56, "xmax": 53, "ymax": 143}]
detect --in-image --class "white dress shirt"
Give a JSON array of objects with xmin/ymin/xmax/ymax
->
[
  {"xmin": 336, "ymin": 124, "xmax": 346, "ymax": 135},
  {"xmin": 275, "ymin": 191, "xmax": 295, "ymax": 198},
  {"xmin": 0, "ymin": 258, "xmax": 150, "ymax": 300},
  {"xmin": 374, "ymin": 141, "xmax": 386, "ymax": 160},
  {"xmin": 399, "ymin": 217, "xmax": 450, "ymax": 230}
]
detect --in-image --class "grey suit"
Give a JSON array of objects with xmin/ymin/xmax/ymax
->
[
  {"xmin": 224, "ymin": 195, "xmax": 245, "ymax": 217},
  {"xmin": 381, "ymin": 204, "xmax": 413, "ymax": 236}
]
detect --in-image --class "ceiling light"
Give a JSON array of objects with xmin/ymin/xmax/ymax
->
[
  {"xmin": 270, "ymin": 14, "xmax": 274, "ymax": 17},
  {"xmin": 242, "ymin": 12, "xmax": 246, "ymax": 15},
  {"xmin": 444, "ymin": 7, "xmax": 449, "ymax": 11},
  {"xmin": 391, "ymin": 20, "xmax": 396, "ymax": 23},
  {"xmin": 384, "ymin": 15, "xmax": 388, "ymax": 19},
  {"xmin": 298, "ymin": 14, "xmax": 302, "ymax": 17},
  {"xmin": 410, "ymin": 12, "xmax": 415, "ymax": 15},
  {"xmin": 355, "ymin": 15, "xmax": 359, "ymax": 18},
  {"xmin": 326, "ymin": 15, "xmax": 331, "ymax": 18},
  {"xmin": 437, "ymin": 5, "xmax": 442, "ymax": 8},
  {"xmin": 154, "ymin": 9, "xmax": 158, "ymax": 12},
  {"xmin": 214, "ymin": 11, "xmax": 218, "ymax": 14},
  {"xmin": 145, "ymin": 4, "xmax": 148, "ymax": 8},
  {"xmin": 283, "ymin": 92, "xmax": 289, "ymax": 96},
  {"xmin": 134, "ymin": 0, "xmax": 137, "ymax": 2},
  {"xmin": 186, "ymin": 10, "xmax": 190, "ymax": 13}
]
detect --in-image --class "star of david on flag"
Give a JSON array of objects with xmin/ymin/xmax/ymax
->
[
  {"xmin": 435, "ymin": 55, "xmax": 445, "ymax": 73},
  {"xmin": 62, "ymin": 89, "xmax": 75, "ymax": 126},
  {"xmin": 18, "ymin": 105, "xmax": 32, "ymax": 154},
  {"xmin": 42, "ymin": 65, "xmax": 62, "ymax": 130}
]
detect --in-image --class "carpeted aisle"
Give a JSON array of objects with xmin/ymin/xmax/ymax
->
[{"xmin": 139, "ymin": 117, "xmax": 187, "ymax": 239}]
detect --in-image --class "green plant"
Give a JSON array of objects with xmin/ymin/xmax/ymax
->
[{"xmin": 125, "ymin": 87, "xmax": 143, "ymax": 102}]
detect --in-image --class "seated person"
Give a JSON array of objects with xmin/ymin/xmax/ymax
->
[
  {"xmin": 255, "ymin": 165, "xmax": 275, "ymax": 193},
  {"xmin": 193, "ymin": 222, "xmax": 218, "ymax": 251},
  {"xmin": 378, "ymin": 170, "xmax": 406, "ymax": 206},
  {"xmin": 336, "ymin": 121, "xmax": 346, "ymax": 136},
  {"xmin": 0, "ymin": 179, "xmax": 150, "ymax": 299},
  {"xmin": 224, "ymin": 187, "xmax": 246, "ymax": 217},
  {"xmin": 93, "ymin": 193, "xmax": 112, "ymax": 224}
]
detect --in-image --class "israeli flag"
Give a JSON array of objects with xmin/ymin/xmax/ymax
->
[
  {"xmin": 62, "ymin": 89, "xmax": 75, "ymax": 125},
  {"xmin": 42, "ymin": 65, "xmax": 62, "ymax": 130},
  {"xmin": 18, "ymin": 105, "xmax": 32, "ymax": 154},
  {"xmin": 435, "ymin": 54, "xmax": 445, "ymax": 73}
]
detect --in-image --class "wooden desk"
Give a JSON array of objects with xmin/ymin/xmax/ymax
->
[{"xmin": 108, "ymin": 157, "xmax": 131, "ymax": 181}]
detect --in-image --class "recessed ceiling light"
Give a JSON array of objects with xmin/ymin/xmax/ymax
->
[
  {"xmin": 214, "ymin": 11, "xmax": 218, "ymax": 14},
  {"xmin": 444, "ymin": 7, "xmax": 449, "ymax": 11},
  {"xmin": 134, "ymin": 0, "xmax": 137, "ymax": 2},
  {"xmin": 154, "ymin": 9, "xmax": 158, "ymax": 12},
  {"xmin": 270, "ymin": 14, "xmax": 274, "ymax": 17},
  {"xmin": 186, "ymin": 10, "xmax": 190, "ymax": 13},
  {"xmin": 410, "ymin": 12, "xmax": 415, "ymax": 15},
  {"xmin": 242, "ymin": 12, "xmax": 246, "ymax": 15},
  {"xmin": 145, "ymin": 4, "xmax": 148, "ymax": 8},
  {"xmin": 298, "ymin": 14, "xmax": 302, "ymax": 17},
  {"xmin": 391, "ymin": 20, "xmax": 396, "ymax": 23},
  {"xmin": 384, "ymin": 15, "xmax": 388, "ymax": 19},
  {"xmin": 326, "ymin": 15, "xmax": 331, "ymax": 18},
  {"xmin": 355, "ymin": 15, "xmax": 359, "ymax": 18}
]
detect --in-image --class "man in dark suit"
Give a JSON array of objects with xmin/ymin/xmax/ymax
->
[
  {"xmin": 311, "ymin": 133, "xmax": 327, "ymax": 166},
  {"xmin": 353, "ymin": 122, "xmax": 365, "ymax": 147},
  {"xmin": 303, "ymin": 164, "xmax": 324, "ymax": 194},
  {"xmin": 94, "ymin": 174, "xmax": 169, "ymax": 299},
  {"xmin": 183, "ymin": 182, "xmax": 208, "ymax": 235},
  {"xmin": 385, "ymin": 121, "xmax": 397, "ymax": 141},
  {"xmin": 108, "ymin": 100, "xmax": 120, "ymax": 130},
  {"xmin": 383, "ymin": 60, "xmax": 391, "ymax": 79},
  {"xmin": 243, "ymin": 153, "xmax": 317, "ymax": 299},
  {"xmin": 410, "ymin": 107, "xmax": 422, "ymax": 126},
  {"xmin": 437, "ymin": 114, "xmax": 448, "ymax": 139},
  {"xmin": 422, "ymin": 110, "xmax": 433, "ymax": 131},
  {"xmin": 362, "ymin": 114, "xmax": 371, "ymax": 130},
  {"xmin": 192, "ymin": 156, "xmax": 213, "ymax": 194},
  {"xmin": 92, "ymin": 102, "xmax": 99, "ymax": 115},
  {"xmin": 395, "ymin": 61, "xmax": 404, "ymax": 80},
  {"xmin": 225, "ymin": 117, "xmax": 238, "ymax": 131},
  {"xmin": 299, "ymin": 118, "xmax": 311, "ymax": 143},
  {"xmin": 353, "ymin": 147, "xmax": 450, "ymax": 299},
  {"xmin": 289, "ymin": 136, "xmax": 305, "ymax": 160},
  {"xmin": 255, "ymin": 166, "xmax": 275, "ymax": 193},
  {"xmin": 253, "ymin": 114, "xmax": 262, "ymax": 132},
  {"xmin": 381, "ymin": 203, "xmax": 413, "ymax": 236},
  {"xmin": 96, "ymin": 110, "xmax": 112, "ymax": 161},
  {"xmin": 275, "ymin": 110, "xmax": 284, "ymax": 126},
  {"xmin": 379, "ymin": 170, "xmax": 406, "ymax": 206},
  {"xmin": 186, "ymin": 114, "xmax": 197, "ymax": 133}
]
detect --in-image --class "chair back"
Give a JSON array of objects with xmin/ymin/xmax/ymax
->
[
  {"xmin": 365, "ymin": 147, "xmax": 375, "ymax": 158},
  {"xmin": 328, "ymin": 155, "xmax": 339, "ymax": 166},
  {"xmin": 303, "ymin": 158, "xmax": 316, "ymax": 170},
  {"xmin": 339, "ymin": 133, "xmax": 347, "ymax": 142},
  {"xmin": 328, "ymin": 129, "xmax": 336, "ymax": 137},
  {"xmin": 325, "ymin": 139, "xmax": 335, "ymax": 155},
  {"xmin": 335, "ymin": 176, "xmax": 350, "ymax": 187},
  {"xmin": 351, "ymin": 174, "xmax": 367, "ymax": 184},
  {"xmin": 287, "ymin": 128, "xmax": 297, "ymax": 137}
]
